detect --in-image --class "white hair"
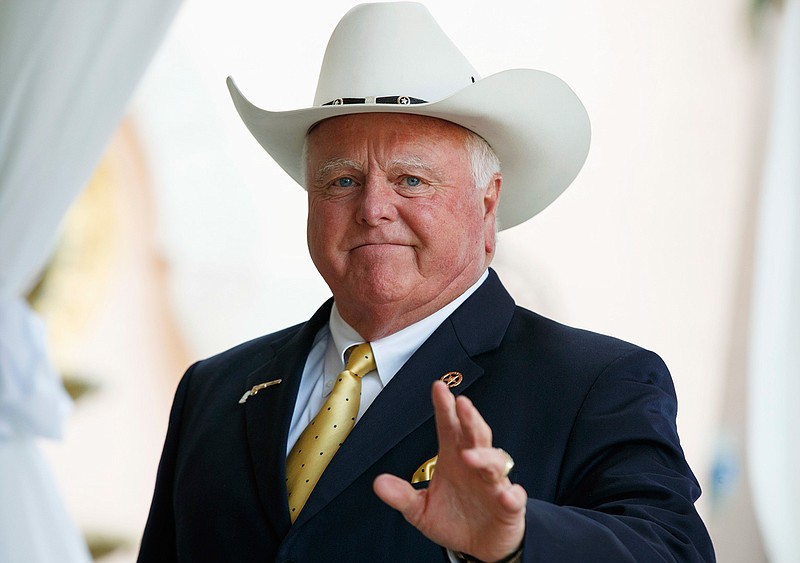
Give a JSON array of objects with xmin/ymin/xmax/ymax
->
[{"xmin": 463, "ymin": 129, "xmax": 501, "ymax": 191}]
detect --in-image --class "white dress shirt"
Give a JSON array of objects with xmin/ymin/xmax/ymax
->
[{"xmin": 286, "ymin": 270, "xmax": 488, "ymax": 454}]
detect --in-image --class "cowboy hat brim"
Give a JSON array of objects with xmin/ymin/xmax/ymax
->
[{"xmin": 227, "ymin": 67, "xmax": 590, "ymax": 230}]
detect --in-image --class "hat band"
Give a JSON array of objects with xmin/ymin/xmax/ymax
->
[{"xmin": 321, "ymin": 95, "xmax": 428, "ymax": 106}]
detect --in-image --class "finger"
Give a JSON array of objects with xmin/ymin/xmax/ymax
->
[
  {"xmin": 373, "ymin": 473, "xmax": 425, "ymax": 522},
  {"xmin": 431, "ymin": 380, "xmax": 461, "ymax": 445},
  {"xmin": 462, "ymin": 447, "xmax": 513, "ymax": 483},
  {"xmin": 455, "ymin": 393, "xmax": 493, "ymax": 448},
  {"xmin": 498, "ymin": 484, "xmax": 528, "ymax": 514}
]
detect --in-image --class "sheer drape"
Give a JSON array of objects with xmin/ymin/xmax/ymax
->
[
  {"xmin": 747, "ymin": 1, "xmax": 800, "ymax": 561},
  {"xmin": 0, "ymin": 1, "xmax": 180, "ymax": 560}
]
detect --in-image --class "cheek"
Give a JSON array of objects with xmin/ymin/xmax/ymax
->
[
  {"xmin": 416, "ymin": 201, "xmax": 484, "ymax": 258},
  {"xmin": 307, "ymin": 202, "xmax": 334, "ymax": 259},
  {"xmin": 307, "ymin": 200, "xmax": 355, "ymax": 271}
]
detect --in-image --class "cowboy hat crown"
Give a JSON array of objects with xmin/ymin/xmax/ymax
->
[{"xmin": 227, "ymin": 1, "xmax": 590, "ymax": 230}]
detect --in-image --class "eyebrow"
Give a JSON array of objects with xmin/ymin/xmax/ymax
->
[
  {"xmin": 387, "ymin": 155, "xmax": 438, "ymax": 176},
  {"xmin": 311, "ymin": 154, "xmax": 440, "ymax": 185},
  {"xmin": 312, "ymin": 158, "xmax": 363, "ymax": 185}
]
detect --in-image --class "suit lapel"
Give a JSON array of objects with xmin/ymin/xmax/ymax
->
[
  {"xmin": 293, "ymin": 320, "xmax": 480, "ymax": 526},
  {"xmin": 242, "ymin": 301, "xmax": 333, "ymax": 537},
  {"xmin": 293, "ymin": 269, "xmax": 516, "ymax": 526}
]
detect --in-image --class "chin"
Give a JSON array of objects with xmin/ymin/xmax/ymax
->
[
  {"xmin": 350, "ymin": 275, "xmax": 415, "ymax": 305},
  {"xmin": 333, "ymin": 262, "xmax": 419, "ymax": 305}
]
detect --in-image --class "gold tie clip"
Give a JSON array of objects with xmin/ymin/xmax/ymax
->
[{"xmin": 238, "ymin": 379, "xmax": 282, "ymax": 404}]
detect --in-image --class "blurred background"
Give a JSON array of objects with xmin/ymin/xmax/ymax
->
[{"xmin": 1, "ymin": 0, "xmax": 797, "ymax": 561}]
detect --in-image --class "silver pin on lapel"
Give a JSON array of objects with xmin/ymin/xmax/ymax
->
[{"xmin": 238, "ymin": 379, "xmax": 282, "ymax": 404}]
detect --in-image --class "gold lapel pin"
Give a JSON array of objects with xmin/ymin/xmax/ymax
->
[
  {"xmin": 440, "ymin": 372, "xmax": 463, "ymax": 389},
  {"xmin": 238, "ymin": 379, "xmax": 282, "ymax": 404}
]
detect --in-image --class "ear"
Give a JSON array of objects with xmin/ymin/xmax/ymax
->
[{"xmin": 483, "ymin": 173, "xmax": 502, "ymax": 254}]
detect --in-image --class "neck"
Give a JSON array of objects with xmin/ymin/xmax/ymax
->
[{"xmin": 337, "ymin": 305, "xmax": 435, "ymax": 341}]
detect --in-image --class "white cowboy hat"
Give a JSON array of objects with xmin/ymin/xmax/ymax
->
[{"xmin": 227, "ymin": 1, "xmax": 590, "ymax": 230}]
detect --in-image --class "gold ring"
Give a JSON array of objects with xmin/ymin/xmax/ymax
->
[{"xmin": 498, "ymin": 448, "xmax": 514, "ymax": 478}]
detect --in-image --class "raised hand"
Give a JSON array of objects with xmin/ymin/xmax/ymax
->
[{"xmin": 373, "ymin": 381, "xmax": 527, "ymax": 561}]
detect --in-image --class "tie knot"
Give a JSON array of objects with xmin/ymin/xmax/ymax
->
[{"xmin": 345, "ymin": 342, "xmax": 376, "ymax": 377}]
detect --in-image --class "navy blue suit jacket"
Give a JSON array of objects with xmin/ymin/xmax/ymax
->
[{"xmin": 139, "ymin": 270, "xmax": 714, "ymax": 561}]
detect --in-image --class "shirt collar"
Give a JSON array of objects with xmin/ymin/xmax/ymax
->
[{"xmin": 328, "ymin": 270, "xmax": 488, "ymax": 385}]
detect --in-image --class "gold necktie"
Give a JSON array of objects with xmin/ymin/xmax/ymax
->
[{"xmin": 286, "ymin": 342, "xmax": 375, "ymax": 523}]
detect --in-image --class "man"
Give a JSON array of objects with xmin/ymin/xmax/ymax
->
[{"xmin": 139, "ymin": 3, "xmax": 714, "ymax": 562}]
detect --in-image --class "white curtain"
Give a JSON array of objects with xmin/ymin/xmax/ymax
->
[
  {"xmin": 0, "ymin": 1, "xmax": 181, "ymax": 561},
  {"xmin": 747, "ymin": 0, "xmax": 800, "ymax": 561}
]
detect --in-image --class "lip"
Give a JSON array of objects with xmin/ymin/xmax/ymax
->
[
  {"xmin": 352, "ymin": 242, "xmax": 407, "ymax": 249},
  {"xmin": 349, "ymin": 242, "xmax": 413, "ymax": 255}
]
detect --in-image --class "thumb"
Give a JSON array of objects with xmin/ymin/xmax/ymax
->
[{"xmin": 373, "ymin": 473, "xmax": 425, "ymax": 522}]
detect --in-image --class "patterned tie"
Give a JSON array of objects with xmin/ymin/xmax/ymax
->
[{"xmin": 286, "ymin": 342, "xmax": 376, "ymax": 522}]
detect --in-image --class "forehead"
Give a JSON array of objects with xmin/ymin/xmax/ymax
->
[{"xmin": 305, "ymin": 113, "xmax": 470, "ymax": 155}]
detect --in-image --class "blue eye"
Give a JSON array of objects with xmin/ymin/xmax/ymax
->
[
  {"xmin": 403, "ymin": 176, "xmax": 421, "ymax": 187},
  {"xmin": 334, "ymin": 177, "xmax": 354, "ymax": 188}
]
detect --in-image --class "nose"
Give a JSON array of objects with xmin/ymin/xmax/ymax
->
[{"xmin": 357, "ymin": 175, "xmax": 397, "ymax": 226}]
